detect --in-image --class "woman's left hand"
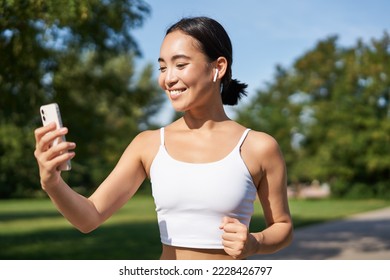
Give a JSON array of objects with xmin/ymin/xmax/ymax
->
[{"xmin": 220, "ymin": 216, "xmax": 258, "ymax": 259}]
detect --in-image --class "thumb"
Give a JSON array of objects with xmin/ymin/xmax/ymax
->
[{"xmin": 219, "ymin": 216, "xmax": 238, "ymax": 229}]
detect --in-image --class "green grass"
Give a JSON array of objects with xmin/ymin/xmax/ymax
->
[{"xmin": 0, "ymin": 195, "xmax": 389, "ymax": 260}]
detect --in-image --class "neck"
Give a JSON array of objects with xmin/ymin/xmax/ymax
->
[{"xmin": 182, "ymin": 106, "xmax": 230, "ymax": 130}]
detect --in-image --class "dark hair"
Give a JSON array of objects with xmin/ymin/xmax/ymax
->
[{"xmin": 166, "ymin": 16, "xmax": 247, "ymax": 105}]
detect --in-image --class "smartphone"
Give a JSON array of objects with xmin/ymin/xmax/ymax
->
[{"xmin": 40, "ymin": 103, "xmax": 71, "ymax": 171}]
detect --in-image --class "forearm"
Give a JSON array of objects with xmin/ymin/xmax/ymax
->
[
  {"xmin": 44, "ymin": 178, "xmax": 101, "ymax": 233},
  {"xmin": 250, "ymin": 222, "xmax": 293, "ymax": 255}
]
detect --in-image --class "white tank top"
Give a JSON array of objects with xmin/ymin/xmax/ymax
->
[{"xmin": 150, "ymin": 128, "xmax": 257, "ymax": 249}]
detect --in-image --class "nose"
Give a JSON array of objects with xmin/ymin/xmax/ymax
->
[{"xmin": 164, "ymin": 68, "xmax": 178, "ymax": 87}]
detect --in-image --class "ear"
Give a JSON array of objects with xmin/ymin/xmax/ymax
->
[{"xmin": 213, "ymin": 56, "xmax": 228, "ymax": 81}]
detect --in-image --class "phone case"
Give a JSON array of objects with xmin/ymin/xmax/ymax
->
[{"xmin": 40, "ymin": 103, "xmax": 71, "ymax": 171}]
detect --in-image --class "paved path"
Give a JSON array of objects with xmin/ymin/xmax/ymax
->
[{"xmin": 249, "ymin": 207, "xmax": 390, "ymax": 260}]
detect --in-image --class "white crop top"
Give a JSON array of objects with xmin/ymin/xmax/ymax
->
[{"xmin": 150, "ymin": 128, "xmax": 257, "ymax": 249}]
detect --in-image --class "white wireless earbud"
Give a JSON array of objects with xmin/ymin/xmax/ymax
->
[{"xmin": 213, "ymin": 69, "xmax": 219, "ymax": 82}]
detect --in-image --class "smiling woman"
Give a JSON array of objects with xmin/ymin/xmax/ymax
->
[
  {"xmin": 33, "ymin": 16, "xmax": 293, "ymax": 260},
  {"xmin": 158, "ymin": 16, "xmax": 248, "ymax": 107},
  {"xmin": 157, "ymin": 31, "xmax": 219, "ymax": 111}
]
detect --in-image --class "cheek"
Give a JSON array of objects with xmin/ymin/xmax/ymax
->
[
  {"xmin": 158, "ymin": 74, "xmax": 166, "ymax": 90},
  {"xmin": 181, "ymin": 68, "xmax": 204, "ymax": 85}
]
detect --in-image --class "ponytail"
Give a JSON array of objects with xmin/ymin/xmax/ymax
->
[{"xmin": 221, "ymin": 79, "xmax": 247, "ymax": 105}]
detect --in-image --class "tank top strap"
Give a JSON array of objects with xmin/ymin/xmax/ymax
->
[
  {"xmin": 160, "ymin": 127, "xmax": 165, "ymax": 146},
  {"xmin": 236, "ymin": 128, "xmax": 251, "ymax": 150}
]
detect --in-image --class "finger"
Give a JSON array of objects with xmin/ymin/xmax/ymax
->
[
  {"xmin": 222, "ymin": 229, "xmax": 248, "ymax": 242},
  {"xmin": 220, "ymin": 216, "xmax": 239, "ymax": 229},
  {"xmin": 221, "ymin": 232, "xmax": 237, "ymax": 242},
  {"xmin": 46, "ymin": 141, "xmax": 76, "ymax": 161},
  {"xmin": 223, "ymin": 247, "xmax": 241, "ymax": 259},
  {"xmin": 219, "ymin": 216, "xmax": 229, "ymax": 229},
  {"xmin": 222, "ymin": 228, "xmax": 248, "ymax": 249},
  {"xmin": 43, "ymin": 150, "xmax": 75, "ymax": 173},
  {"xmin": 53, "ymin": 151, "xmax": 75, "ymax": 169},
  {"xmin": 223, "ymin": 222, "xmax": 245, "ymax": 232},
  {"xmin": 34, "ymin": 128, "xmax": 74, "ymax": 170},
  {"xmin": 38, "ymin": 127, "xmax": 69, "ymax": 152},
  {"xmin": 222, "ymin": 238, "xmax": 245, "ymax": 250},
  {"xmin": 221, "ymin": 241, "xmax": 244, "ymax": 259},
  {"xmin": 221, "ymin": 218, "xmax": 246, "ymax": 233},
  {"xmin": 34, "ymin": 122, "xmax": 56, "ymax": 143}
]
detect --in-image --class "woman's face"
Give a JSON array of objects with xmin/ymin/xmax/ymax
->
[{"xmin": 158, "ymin": 30, "xmax": 217, "ymax": 112}]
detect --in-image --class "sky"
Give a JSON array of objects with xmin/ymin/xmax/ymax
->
[{"xmin": 132, "ymin": 0, "xmax": 390, "ymax": 123}]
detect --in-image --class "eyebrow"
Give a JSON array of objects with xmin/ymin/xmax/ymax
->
[{"xmin": 158, "ymin": 54, "xmax": 191, "ymax": 63}]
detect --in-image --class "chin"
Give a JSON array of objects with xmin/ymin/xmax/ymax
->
[{"xmin": 170, "ymin": 102, "xmax": 189, "ymax": 113}]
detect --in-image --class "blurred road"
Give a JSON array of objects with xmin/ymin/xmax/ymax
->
[{"xmin": 249, "ymin": 207, "xmax": 390, "ymax": 260}]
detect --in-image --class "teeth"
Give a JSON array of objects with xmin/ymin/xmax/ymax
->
[{"xmin": 170, "ymin": 90, "xmax": 183, "ymax": 95}]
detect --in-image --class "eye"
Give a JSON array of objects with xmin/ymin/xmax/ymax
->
[
  {"xmin": 158, "ymin": 66, "xmax": 167, "ymax": 73},
  {"xmin": 176, "ymin": 63, "xmax": 188, "ymax": 69}
]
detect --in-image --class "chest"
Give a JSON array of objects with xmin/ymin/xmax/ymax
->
[
  {"xmin": 164, "ymin": 133, "xmax": 238, "ymax": 164},
  {"xmin": 150, "ymin": 146, "xmax": 257, "ymax": 214}
]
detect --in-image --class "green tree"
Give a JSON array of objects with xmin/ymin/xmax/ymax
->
[
  {"xmin": 0, "ymin": 0, "xmax": 164, "ymax": 198},
  {"xmin": 237, "ymin": 33, "xmax": 390, "ymax": 198}
]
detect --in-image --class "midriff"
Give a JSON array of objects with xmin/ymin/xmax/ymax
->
[{"xmin": 160, "ymin": 244, "xmax": 237, "ymax": 260}]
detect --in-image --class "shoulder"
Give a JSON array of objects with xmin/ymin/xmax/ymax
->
[
  {"xmin": 240, "ymin": 129, "xmax": 284, "ymax": 186},
  {"xmin": 245, "ymin": 130, "xmax": 285, "ymax": 168},
  {"xmin": 128, "ymin": 129, "xmax": 161, "ymax": 153},
  {"xmin": 247, "ymin": 130, "xmax": 281, "ymax": 154},
  {"xmin": 119, "ymin": 129, "xmax": 160, "ymax": 159},
  {"xmin": 134, "ymin": 129, "xmax": 162, "ymax": 167},
  {"xmin": 133, "ymin": 129, "xmax": 161, "ymax": 144},
  {"xmin": 115, "ymin": 129, "xmax": 162, "ymax": 176}
]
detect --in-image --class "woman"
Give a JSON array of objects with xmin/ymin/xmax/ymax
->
[{"xmin": 34, "ymin": 16, "xmax": 293, "ymax": 260}]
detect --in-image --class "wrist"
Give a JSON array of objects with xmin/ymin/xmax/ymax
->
[
  {"xmin": 41, "ymin": 176, "xmax": 62, "ymax": 193},
  {"xmin": 250, "ymin": 232, "xmax": 264, "ymax": 255}
]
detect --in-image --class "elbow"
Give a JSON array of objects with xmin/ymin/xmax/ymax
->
[
  {"xmin": 75, "ymin": 204, "xmax": 103, "ymax": 233},
  {"xmin": 276, "ymin": 219, "xmax": 294, "ymax": 253},
  {"xmin": 259, "ymin": 220, "xmax": 294, "ymax": 255},
  {"xmin": 273, "ymin": 220, "xmax": 294, "ymax": 253},
  {"xmin": 75, "ymin": 220, "xmax": 100, "ymax": 234},
  {"xmin": 78, "ymin": 226, "xmax": 96, "ymax": 234},
  {"xmin": 282, "ymin": 217, "xmax": 294, "ymax": 247},
  {"xmin": 285, "ymin": 224, "xmax": 294, "ymax": 247}
]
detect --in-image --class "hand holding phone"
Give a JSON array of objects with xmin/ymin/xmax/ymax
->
[{"xmin": 40, "ymin": 103, "xmax": 72, "ymax": 171}]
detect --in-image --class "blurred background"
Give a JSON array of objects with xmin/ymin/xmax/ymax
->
[{"xmin": 0, "ymin": 0, "xmax": 389, "ymax": 259}]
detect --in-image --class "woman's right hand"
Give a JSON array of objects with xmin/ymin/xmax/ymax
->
[{"xmin": 34, "ymin": 122, "xmax": 76, "ymax": 191}]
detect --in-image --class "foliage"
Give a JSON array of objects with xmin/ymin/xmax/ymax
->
[
  {"xmin": 0, "ymin": 0, "xmax": 164, "ymax": 197},
  {"xmin": 237, "ymin": 34, "xmax": 390, "ymax": 198}
]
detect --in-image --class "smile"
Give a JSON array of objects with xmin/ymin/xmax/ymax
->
[{"xmin": 169, "ymin": 89, "xmax": 186, "ymax": 98}]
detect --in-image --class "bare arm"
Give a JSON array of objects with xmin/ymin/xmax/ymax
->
[
  {"xmin": 220, "ymin": 132, "xmax": 293, "ymax": 258},
  {"xmin": 250, "ymin": 135, "xmax": 293, "ymax": 255},
  {"xmin": 34, "ymin": 123, "xmax": 148, "ymax": 233}
]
